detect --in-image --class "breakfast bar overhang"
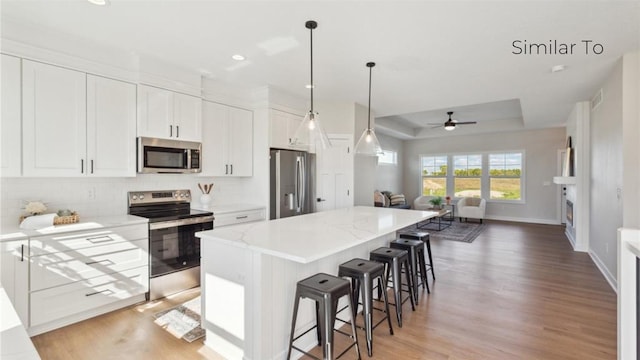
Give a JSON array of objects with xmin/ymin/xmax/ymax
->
[{"xmin": 196, "ymin": 206, "xmax": 436, "ymax": 360}]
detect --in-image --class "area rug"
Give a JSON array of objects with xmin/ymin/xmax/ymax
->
[
  {"xmin": 401, "ymin": 221, "xmax": 486, "ymax": 243},
  {"xmin": 153, "ymin": 296, "xmax": 205, "ymax": 342}
]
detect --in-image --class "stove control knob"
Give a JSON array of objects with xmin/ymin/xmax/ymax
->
[
  {"xmin": 185, "ymin": 193, "xmax": 190, "ymax": 198},
  {"xmin": 174, "ymin": 193, "xmax": 178, "ymax": 198},
  {"xmin": 180, "ymin": 193, "xmax": 185, "ymax": 198},
  {"xmin": 139, "ymin": 194, "xmax": 145, "ymax": 200},
  {"xmin": 132, "ymin": 195, "xmax": 138, "ymax": 200}
]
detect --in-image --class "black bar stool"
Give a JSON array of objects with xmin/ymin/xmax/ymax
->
[
  {"xmin": 369, "ymin": 247, "xmax": 415, "ymax": 327},
  {"xmin": 338, "ymin": 258, "xmax": 394, "ymax": 357},
  {"xmin": 287, "ymin": 273, "xmax": 361, "ymax": 360},
  {"xmin": 399, "ymin": 231, "xmax": 435, "ymax": 281},
  {"xmin": 390, "ymin": 238, "xmax": 429, "ymax": 301}
]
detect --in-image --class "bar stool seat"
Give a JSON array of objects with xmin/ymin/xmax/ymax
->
[
  {"xmin": 369, "ymin": 247, "xmax": 415, "ymax": 328},
  {"xmin": 338, "ymin": 258, "xmax": 393, "ymax": 357},
  {"xmin": 390, "ymin": 238, "xmax": 429, "ymax": 301},
  {"xmin": 287, "ymin": 273, "xmax": 361, "ymax": 360},
  {"xmin": 399, "ymin": 231, "xmax": 435, "ymax": 281}
]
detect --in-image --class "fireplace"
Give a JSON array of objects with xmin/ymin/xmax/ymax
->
[{"xmin": 566, "ymin": 200, "xmax": 574, "ymax": 226}]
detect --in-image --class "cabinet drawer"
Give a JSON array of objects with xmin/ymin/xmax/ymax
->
[
  {"xmin": 30, "ymin": 265, "xmax": 148, "ymax": 327},
  {"xmin": 215, "ymin": 209, "xmax": 265, "ymax": 227},
  {"xmin": 31, "ymin": 238, "xmax": 148, "ymax": 291},
  {"xmin": 30, "ymin": 224, "xmax": 147, "ymax": 256}
]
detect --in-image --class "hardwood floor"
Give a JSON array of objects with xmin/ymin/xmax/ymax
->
[{"xmin": 31, "ymin": 220, "xmax": 617, "ymax": 359}]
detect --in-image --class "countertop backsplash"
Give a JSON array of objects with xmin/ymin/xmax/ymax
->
[{"xmin": 0, "ymin": 175, "xmax": 255, "ymax": 230}]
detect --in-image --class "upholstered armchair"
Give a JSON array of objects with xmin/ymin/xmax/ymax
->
[{"xmin": 457, "ymin": 197, "xmax": 486, "ymax": 223}]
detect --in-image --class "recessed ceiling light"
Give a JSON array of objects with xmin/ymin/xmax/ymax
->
[
  {"xmin": 551, "ymin": 64, "xmax": 566, "ymax": 73},
  {"xmin": 87, "ymin": 0, "xmax": 110, "ymax": 5},
  {"xmin": 231, "ymin": 54, "xmax": 246, "ymax": 61}
]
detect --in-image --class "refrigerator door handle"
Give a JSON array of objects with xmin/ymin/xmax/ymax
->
[
  {"xmin": 300, "ymin": 155, "xmax": 306, "ymax": 213},
  {"xmin": 275, "ymin": 151, "xmax": 281, "ymax": 218},
  {"xmin": 295, "ymin": 156, "xmax": 302, "ymax": 212}
]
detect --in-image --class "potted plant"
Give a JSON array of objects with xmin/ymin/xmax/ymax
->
[
  {"xmin": 428, "ymin": 196, "xmax": 444, "ymax": 210},
  {"xmin": 445, "ymin": 196, "xmax": 451, "ymax": 205}
]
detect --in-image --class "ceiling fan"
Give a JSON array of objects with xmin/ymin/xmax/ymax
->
[{"xmin": 429, "ymin": 111, "xmax": 477, "ymax": 131}]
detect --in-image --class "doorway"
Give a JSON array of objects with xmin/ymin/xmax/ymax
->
[{"xmin": 316, "ymin": 135, "xmax": 353, "ymax": 212}]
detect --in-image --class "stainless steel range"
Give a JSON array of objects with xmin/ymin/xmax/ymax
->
[{"xmin": 128, "ymin": 190, "xmax": 214, "ymax": 300}]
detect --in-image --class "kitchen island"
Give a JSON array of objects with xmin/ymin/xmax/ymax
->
[{"xmin": 196, "ymin": 206, "xmax": 436, "ymax": 360}]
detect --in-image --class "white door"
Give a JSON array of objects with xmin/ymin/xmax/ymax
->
[
  {"xmin": 22, "ymin": 60, "xmax": 87, "ymax": 177},
  {"xmin": 86, "ymin": 75, "xmax": 137, "ymax": 177},
  {"xmin": 137, "ymin": 85, "xmax": 172, "ymax": 139},
  {"xmin": 228, "ymin": 106, "xmax": 253, "ymax": 176},
  {"xmin": 316, "ymin": 136, "xmax": 353, "ymax": 212},
  {"xmin": 173, "ymin": 92, "xmax": 202, "ymax": 141}
]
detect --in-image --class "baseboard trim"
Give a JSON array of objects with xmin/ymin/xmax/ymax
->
[
  {"xmin": 588, "ymin": 250, "xmax": 618, "ymax": 293},
  {"xmin": 484, "ymin": 215, "xmax": 560, "ymax": 225},
  {"xmin": 565, "ymin": 227, "xmax": 577, "ymax": 248}
]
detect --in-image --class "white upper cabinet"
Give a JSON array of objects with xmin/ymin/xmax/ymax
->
[
  {"xmin": 86, "ymin": 74, "xmax": 137, "ymax": 177},
  {"xmin": 137, "ymin": 85, "xmax": 202, "ymax": 141},
  {"xmin": 22, "ymin": 60, "xmax": 87, "ymax": 177},
  {"xmin": 269, "ymin": 109, "xmax": 306, "ymax": 151},
  {"xmin": 22, "ymin": 60, "xmax": 136, "ymax": 177},
  {"xmin": 1, "ymin": 54, "xmax": 22, "ymax": 177},
  {"xmin": 201, "ymin": 101, "xmax": 253, "ymax": 177}
]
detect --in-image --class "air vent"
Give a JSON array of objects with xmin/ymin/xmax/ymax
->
[{"xmin": 591, "ymin": 89, "xmax": 603, "ymax": 110}]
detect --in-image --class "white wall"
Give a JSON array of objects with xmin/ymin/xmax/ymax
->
[
  {"xmin": 353, "ymin": 103, "xmax": 377, "ymax": 206},
  {"xmin": 622, "ymin": 51, "xmax": 640, "ymax": 229},
  {"xmin": 0, "ymin": 175, "xmax": 255, "ymax": 230},
  {"xmin": 590, "ymin": 59, "xmax": 623, "ymax": 282},
  {"xmin": 403, "ymin": 127, "xmax": 565, "ymax": 223},
  {"xmin": 375, "ymin": 133, "xmax": 403, "ymax": 194}
]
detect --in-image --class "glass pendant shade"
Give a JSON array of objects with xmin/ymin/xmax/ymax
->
[
  {"xmin": 355, "ymin": 127, "xmax": 382, "ymax": 155},
  {"xmin": 354, "ymin": 61, "xmax": 382, "ymax": 156},
  {"xmin": 291, "ymin": 111, "xmax": 331, "ymax": 149}
]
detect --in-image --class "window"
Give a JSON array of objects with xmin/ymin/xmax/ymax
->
[
  {"xmin": 453, "ymin": 154, "xmax": 482, "ymax": 198},
  {"xmin": 378, "ymin": 149, "xmax": 397, "ymax": 165},
  {"xmin": 489, "ymin": 153, "xmax": 522, "ymax": 200},
  {"xmin": 421, "ymin": 155, "xmax": 447, "ymax": 196}
]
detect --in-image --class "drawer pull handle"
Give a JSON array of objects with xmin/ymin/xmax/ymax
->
[
  {"xmin": 85, "ymin": 289, "xmax": 113, "ymax": 297},
  {"xmin": 159, "ymin": 248, "xmax": 169, "ymax": 252},
  {"xmin": 236, "ymin": 215, "xmax": 248, "ymax": 219},
  {"xmin": 86, "ymin": 236, "xmax": 114, "ymax": 244},
  {"xmin": 85, "ymin": 259, "xmax": 113, "ymax": 266}
]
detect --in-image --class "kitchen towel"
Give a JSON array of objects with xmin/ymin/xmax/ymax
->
[{"xmin": 19, "ymin": 213, "xmax": 57, "ymax": 230}]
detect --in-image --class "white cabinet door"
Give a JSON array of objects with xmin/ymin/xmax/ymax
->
[
  {"xmin": 22, "ymin": 60, "xmax": 87, "ymax": 177},
  {"xmin": 138, "ymin": 85, "xmax": 202, "ymax": 141},
  {"xmin": 1, "ymin": 239, "xmax": 29, "ymax": 326},
  {"xmin": 87, "ymin": 75, "xmax": 137, "ymax": 177},
  {"xmin": 228, "ymin": 107, "xmax": 253, "ymax": 176},
  {"xmin": 202, "ymin": 101, "xmax": 253, "ymax": 177},
  {"xmin": 269, "ymin": 109, "xmax": 306, "ymax": 151},
  {"xmin": 1, "ymin": 54, "xmax": 22, "ymax": 177},
  {"xmin": 201, "ymin": 101, "xmax": 228, "ymax": 176},
  {"xmin": 173, "ymin": 92, "xmax": 202, "ymax": 141},
  {"xmin": 137, "ymin": 85, "xmax": 173, "ymax": 139}
]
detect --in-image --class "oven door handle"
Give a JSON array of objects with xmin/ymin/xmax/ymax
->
[{"xmin": 149, "ymin": 215, "xmax": 215, "ymax": 230}]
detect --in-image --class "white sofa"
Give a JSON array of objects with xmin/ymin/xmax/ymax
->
[
  {"xmin": 413, "ymin": 196, "xmax": 433, "ymax": 210},
  {"xmin": 457, "ymin": 197, "xmax": 486, "ymax": 223}
]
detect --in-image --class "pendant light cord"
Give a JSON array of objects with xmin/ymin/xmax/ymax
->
[
  {"xmin": 306, "ymin": 21, "xmax": 316, "ymax": 113},
  {"xmin": 366, "ymin": 62, "xmax": 375, "ymax": 130}
]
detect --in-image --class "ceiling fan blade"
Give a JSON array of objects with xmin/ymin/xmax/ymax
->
[
  {"xmin": 455, "ymin": 121, "xmax": 477, "ymax": 125},
  {"xmin": 425, "ymin": 123, "xmax": 443, "ymax": 126},
  {"xmin": 430, "ymin": 124, "xmax": 443, "ymax": 129}
]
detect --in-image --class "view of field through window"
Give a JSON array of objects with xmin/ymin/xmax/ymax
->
[{"xmin": 421, "ymin": 152, "xmax": 522, "ymax": 200}]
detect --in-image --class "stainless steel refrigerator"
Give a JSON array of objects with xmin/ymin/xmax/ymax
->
[{"xmin": 270, "ymin": 149, "xmax": 316, "ymax": 219}]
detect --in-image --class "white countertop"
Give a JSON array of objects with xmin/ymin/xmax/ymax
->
[
  {"xmin": 1, "ymin": 214, "xmax": 148, "ymax": 241},
  {"xmin": 191, "ymin": 203, "xmax": 265, "ymax": 215},
  {"xmin": 622, "ymin": 228, "xmax": 640, "ymax": 258},
  {"xmin": 196, "ymin": 206, "xmax": 436, "ymax": 264},
  {"xmin": 0, "ymin": 287, "xmax": 40, "ymax": 360}
]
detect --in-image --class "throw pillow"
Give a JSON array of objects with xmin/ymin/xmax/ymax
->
[
  {"xmin": 374, "ymin": 191, "xmax": 384, "ymax": 207},
  {"xmin": 381, "ymin": 191, "xmax": 392, "ymax": 207},
  {"xmin": 390, "ymin": 194, "xmax": 406, "ymax": 206}
]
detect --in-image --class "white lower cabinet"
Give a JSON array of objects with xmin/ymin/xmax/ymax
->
[
  {"xmin": 0, "ymin": 239, "xmax": 29, "ymax": 325},
  {"xmin": 28, "ymin": 223, "xmax": 148, "ymax": 333},
  {"xmin": 214, "ymin": 208, "xmax": 265, "ymax": 227}
]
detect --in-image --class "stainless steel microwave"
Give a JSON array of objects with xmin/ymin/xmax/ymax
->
[{"xmin": 137, "ymin": 137, "xmax": 202, "ymax": 174}]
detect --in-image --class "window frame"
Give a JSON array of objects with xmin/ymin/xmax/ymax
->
[
  {"xmin": 418, "ymin": 150, "xmax": 525, "ymax": 204},
  {"xmin": 420, "ymin": 154, "xmax": 448, "ymax": 197},
  {"xmin": 452, "ymin": 154, "xmax": 483, "ymax": 199}
]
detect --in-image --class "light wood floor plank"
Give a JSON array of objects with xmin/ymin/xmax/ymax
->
[{"xmin": 31, "ymin": 220, "xmax": 616, "ymax": 359}]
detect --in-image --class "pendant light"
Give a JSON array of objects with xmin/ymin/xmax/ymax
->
[
  {"xmin": 355, "ymin": 62, "xmax": 382, "ymax": 155},
  {"xmin": 291, "ymin": 20, "xmax": 331, "ymax": 149}
]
